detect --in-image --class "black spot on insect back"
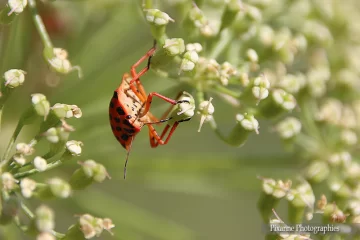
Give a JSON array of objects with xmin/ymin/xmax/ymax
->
[
  {"xmin": 115, "ymin": 117, "xmax": 121, "ymax": 123},
  {"xmin": 110, "ymin": 102, "xmax": 114, "ymax": 108},
  {"xmin": 113, "ymin": 91, "xmax": 118, "ymax": 99},
  {"xmin": 124, "ymin": 128, "xmax": 135, "ymax": 134},
  {"xmin": 116, "ymin": 107, "xmax": 125, "ymax": 115},
  {"xmin": 116, "ymin": 126, "xmax": 122, "ymax": 131},
  {"xmin": 123, "ymin": 119, "xmax": 134, "ymax": 128},
  {"xmin": 121, "ymin": 134, "xmax": 129, "ymax": 141}
]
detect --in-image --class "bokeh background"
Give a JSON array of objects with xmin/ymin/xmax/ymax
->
[{"xmin": 0, "ymin": 1, "xmax": 301, "ymax": 239}]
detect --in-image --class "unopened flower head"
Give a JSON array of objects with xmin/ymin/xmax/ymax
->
[
  {"xmin": 278, "ymin": 74, "xmax": 304, "ymax": 94},
  {"xmin": 51, "ymin": 103, "xmax": 82, "ymax": 119},
  {"xmin": 236, "ymin": 113, "xmax": 259, "ymax": 134},
  {"xmin": 186, "ymin": 43, "xmax": 203, "ymax": 53},
  {"xmin": 16, "ymin": 143, "xmax": 34, "ymax": 156},
  {"xmin": 307, "ymin": 67, "xmax": 330, "ymax": 97},
  {"xmin": 1, "ymin": 172, "xmax": 16, "ymax": 191},
  {"xmin": 261, "ymin": 178, "xmax": 291, "ymax": 198},
  {"xmin": 316, "ymin": 98, "xmax": 342, "ymax": 125},
  {"xmin": 341, "ymin": 129, "xmax": 358, "ymax": 145},
  {"xmin": 46, "ymin": 48, "xmax": 82, "ymax": 78},
  {"xmin": 188, "ymin": 5, "xmax": 207, "ymax": 28},
  {"xmin": 8, "ymin": 0, "xmax": 27, "ymax": 15},
  {"xmin": 328, "ymin": 151, "xmax": 352, "ymax": 167},
  {"xmin": 305, "ymin": 161, "xmax": 329, "ymax": 183},
  {"xmin": 180, "ymin": 50, "xmax": 199, "ymax": 72},
  {"xmin": 81, "ymin": 160, "xmax": 109, "ymax": 183},
  {"xmin": 246, "ymin": 49, "xmax": 258, "ymax": 62},
  {"xmin": 245, "ymin": 5, "xmax": 262, "ymax": 22},
  {"xmin": 163, "ymin": 38, "xmax": 185, "ymax": 56},
  {"xmin": 272, "ymin": 89, "xmax": 296, "ymax": 111},
  {"xmin": 79, "ymin": 214, "xmax": 108, "ymax": 238},
  {"xmin": 47, "ymin": 178, "xmax": 71, "ymax": 198},
  {"xmin": 276, "ymin": 117, "xmax": 302, "ymax": 139},
  {"xmin": 197, "ymin": 97, "xmax": 214, "ymax": 132},
  {"xmin": 287, "ymin": 181, "xmax": 315, "ymax": 208},
  {"xmin": 65, "ymin": 140, "xmax": 83, "ymax": 156},
  {"xmin": 31, "ymin": 94, "xmax": 50, "ymax": 120},
  {"xmin": 13, "ymin": 154, "xmax": 26, "ymax": 166},
  {"xmin": 33, "ymin": 156, "xmax": 47, "ymax": 172},
  {"xmin": 36, "ymin": 232, "xmax": 55, "ymax": 240},
  {"xmin": 4, "ymin": 69, "xmax": 26, "ymax": 88},
  {"xmin": 258, "ymin": 25, "xmax": 274, "ymax": 46},
  {"xmin": 219, "ymin": 61, "xmax": 237, "ymax": 86},
  {"xmin": 35, "ymin": 205, "xmax": 55, "ymax": 232},
  {"xmin": 145, "ymin": 9, "xmax": 174, "ymax": 26},
  {"xmin": 252, "ymin": 75, "xmax": 270, "ymax": 102},
  {"xmin": 103, "ymin": 218, "xmax": 115, "ymax": 234},
  {"xmin": 20, "ymin": 178, "xmax": 36, "ymax": 198},
  {"xmin": 340, "ymin": 106, "xmax": 357, "ymax": 129}
]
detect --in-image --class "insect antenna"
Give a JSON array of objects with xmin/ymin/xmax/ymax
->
[
  {"xmin": 124, "ymin": 135, "xmax": 135, "ymax": 179},
  {"xmin": 143, "ymin": 117, "xmax": 173, "ymax": 125}
]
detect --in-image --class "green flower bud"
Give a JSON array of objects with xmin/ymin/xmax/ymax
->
[
  {"xmin": 329, "ymin": 179, "xmax": 352, "ymax": 200},
  {"xmin": 44, "ymin": 48, "xmax": 82, "ymax": 78},
  {"xmin": 197, "ymin": 97, "xmax": 214, "ymax": 132},
  {"xmin": 245, "ymin": 5, "xmax": 262, "ymax": 22},
  {"xmin": 3, "ymin": 69, "xmax": 26, "ymax": 88},
  {"xmin": 1, "ymin": 172, "xmax": 16, "ymax": 191},
  {"xmin": 180, "ymin": 50, "xmax": 199, "ymax": 72},
  {"xmin": 275, "ymin": 117, "xmax": 302, "ymax": 140},
  {"xmin": 20, "ymin": 178, "xmax": 37, "ymax": 198},
  {"xmin": 251, "ymin": 75, "xmax": 270, "ymax": 103},
  {"xmin": 305, "ymin": 161, "xmax": 329, "ymax": 184},
  {"xmin": 259, "ymin": 89, "xmax": 296, "ymax": 118},
  {"xmin": 37, "ymin": 178, "xmax": 71, "ymax": 199},
  {"xmin": 278, "ymin": 73, "xmax": 306, "ymax": 94},
  {"xmin": 306, "ymin": 67, "xmax": 330, "ymax": 97},
  {"xmin": 287, "ymin": 181, "xmax": 315, "ymax": 224},
  {"xmin": 303, "ymin": 20, "xmax": 333, "ymax": 46},
  {"xmin": 225, "ymin": 113, "xmax": 259, "ymax": 147},
  {"xmin": 26, "ymin": 94, "xmax": 50, "ymax": 121},
  {"xmin": 258, "ymin": 25, "xmax": 274, "ymax": 46},
  {"xmin": 344, "ymin": 162, "xmax": 360, "ymax": 187},
  {"xmin": 0, "ymin": 195, "xmax": 20, "ymax": 225},
  {"xmin": 35, "ymin": 205, "xmax": 55, "ymax": 232},
  {"xmin": 323, "ymin": 204, "xmax": 346, "ymax": 223},
  {"xmin": 33, "ymin": 156, "xmax": 47, "ymax": 172},
  {"xmin": 51, "ymin": 103, "xmax": 82, "ymax": 119},
  {"xmin": 258, "ymin": 178, "xmax": 291, "ymax": 222},
  {"xmin": 70, "ymin": 160, "xmax": 109, "ymax": 190},
  {"xmin": 145, "ymin": 9, "xmax": 174, "ymax": 26},
  {"xmin": 163, "ymin": 38, "xmax": 185, "ymax": 56}
]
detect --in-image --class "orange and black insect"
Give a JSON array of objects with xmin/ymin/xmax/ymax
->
[{"xmin": 109, "ymin": 41, "xmax": 191, "ymax": 179}]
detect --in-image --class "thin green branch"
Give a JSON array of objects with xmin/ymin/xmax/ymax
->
[
  {"xmin": 28, "ymin": 0, "xmax": 53, "ymax": 50},
  {"xmin": 20, "ymin": 202, "xmax": 35, "ymax": 219},
  {"xmin": 14, "ymin": 158, "xmax": 64, "ymax": 179},
  {"xmin": 2, "ymin": 120, "xmax": 23, "ymax": 162},
  {"xmin": 208, "ymin": 29, "xmax": 234, "ymax": 59}
]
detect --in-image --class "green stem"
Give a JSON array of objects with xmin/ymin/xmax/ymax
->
[
  {"xmin": 2, "ymin": 120, "xmax": 23, "ymax": 162},
  {"xmin": 13, "ymin": 158, "xmax": 63, "ymax": 179},
  {"xmin": 213, "ymin": 84, "xmax": 241, "ymax": 98},
  {"xmin": 143, "ymin": 0, "xmax": 153, "ymax": 9},
  {"xmin": 28, "ymin": 0, "xmax": 53, "ymax": 50},
  {"xmin": 21, "ymin": 202, "xmax": 34, "ymax": 219},
  {"xmin": 208, "ymin": 29, "xmax": 234, "ymax": 59},
  {"xmin": 0, "ymin": 107, "xmax": 2, "ymax": 132}
]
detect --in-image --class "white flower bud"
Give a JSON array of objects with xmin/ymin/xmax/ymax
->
[
  {"xmin": 33, "ymin": 156, "xmax": 47, "ymax": 172},
  {"xmin": 197, "ymin": 97, "xmax": 214, "ymax": 132},
  {"xmin": 35, "ymin": 205, "xmax": 55, "ymax": 232},
  {"xmin": 65, "ymin": 140, "xmax": 83, "ymax": 156},
  {"xmin": 47, "ymin": 178, "xmax": 71, "ymax": 198},
  {"xmin": 246, "ymin": 49, "xmax": 258, "ymax": 62},
  {"xmin": 31, "ymin": 94, "xmax": 50, "ymax": 120},
  {"xmin": 16, "ymin": 143, "xmax": 34, "ymax": 155},
  {"xmin": 51, "ymin": 103, "xmax": 82, "ymax": 119},
  {"xmin": 46, "ymin": 48, "xmax": 82, "ymax": 78},
  {"xmin": 145, "ymin": 9, "xmax": 174, "ymax": 26},
  {"xmin": 236, "ymin": 113, "xmax": 259, "ymax": 134},
  {"xmin": 4, "ymin": 69, "xmax": 26, "ymax": 88},
  {"xmin": 20, "ymin": 178, "xmax": 36, "ymax": 198},
  {"xmin": 1, "ymin": 172, "xmax": 16, "ymax": 191},
  {"xmin": 186, "ymin": 43, "xmax": 203, "ymax": 52},
  {"xmin": 8, "ymin": 0, "xmax": 27, "ymax": 15},
  {"xmin": 272, "ymin": 89, "xmax": 296, "ymax": 111},
  {"xmin": 13, "ymin": 154, "xmax": 26, "ymax": 166},
  {"xmin": 276, "ymin": 117, "xmax": 302, "ymax": 139},
  {"xmin": 180, "ymin": 51, "xmax": 199, "ymax": 72},
  {"xmin": 37, "ymin": 232, "xmax": 55, "ymax": 240},
  {"xmin": 163, "ymin": 38, "xmax": 185, "ymax": 56}
]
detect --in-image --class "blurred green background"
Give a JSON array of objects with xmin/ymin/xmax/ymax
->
[{"xmin": 0, "ymin": 1, "xmax": 301, "ymax": 239}]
